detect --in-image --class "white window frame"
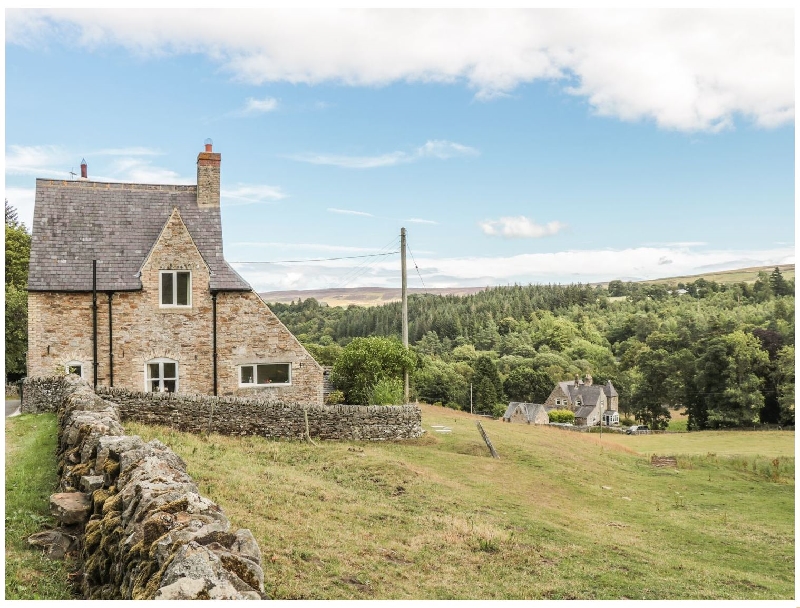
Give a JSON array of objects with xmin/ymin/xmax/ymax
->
[
  {"xmin": 159, "ymin": 270, "xmax": 192, "ymax": 308},
  {"xmin": 65, "ymin": 361, "xmax": 84, "ymax": 378},
  {"xmin": 239, "ymin": 363, "xmax": 292, "ymax": 387},
  {"xmin": 145, "ymin": 358, "xmax": 179, "ymax": 393}
]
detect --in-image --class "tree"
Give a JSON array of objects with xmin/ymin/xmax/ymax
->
[
  {"xmin": 472, "ymin": 355, "xmax": 503, "ymax": 412},
  {"xmin": 769, "ymin": 267, "xmax": 791, "ymax": 297},
  {"xmin": 5, "ymin": 201, "xmax": 30, "ymax": 380},
  {"xmin": 775, "ymin": 345, "xmax": 795, "ymax": 425},
  {"xmin": 694, "ymin": 331, "xmax": 769, "ymax": 428},
  {"xmin": 330, "ymin": 337, "xmax": 415, "ymax": 405},
  {"xmin": 503, "ymin": 367, "xmax": 552, "ymax": 403}
]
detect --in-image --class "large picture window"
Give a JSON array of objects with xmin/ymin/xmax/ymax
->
[
  {"xmin": 146, "ymin": 358, "xmax": 178, "ymax": 393},
  {"xmin": 160, "ymin": 270, "xmax": 191, "ymax": 307},
  {"xmin": 239, "ymin": 363, "xmax": 291, "ymax": 387}
]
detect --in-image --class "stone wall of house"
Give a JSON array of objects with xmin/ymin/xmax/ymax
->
[
  {"xmin": 543, "ymin": 385, "xmax": 570, "ymax": 409},
  {"xmin": 27, "ymin": 212, "xmax": 323, "ymax": 403},
  {"xmin": 42, "ymin": 375, "xmax": 265, "ymax": 600},
  {"xmin": 96, "ymin": 386, "xmax": 423, "ymax": 441},
  {"xmin": 215, "ymin": 290, "xmax": 324, "ymax": 402}
]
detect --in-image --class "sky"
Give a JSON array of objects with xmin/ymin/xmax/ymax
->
[{"xmin": 4, "ymin": 9, "xmax": 795, "ymax": 292}]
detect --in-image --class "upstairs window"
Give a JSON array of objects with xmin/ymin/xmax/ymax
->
[
  {"xmin": 239, "ymin": 363, "xmax": 291, "ymax": 387},
  {"xmin": 65, "ymin": 361, "xmax": 84, "ymax": 378},
  {"xmin": 160, "ymin": 270, "xmax": 191, "ymax": 307},
  {"xmin": 146, "ymin": 358, "xmax": 178, "ymax": 393}
]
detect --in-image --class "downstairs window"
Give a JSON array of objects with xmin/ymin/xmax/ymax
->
[{"xmin": 239, "ymin": 363, "xmax": 291, "ymax": 387}]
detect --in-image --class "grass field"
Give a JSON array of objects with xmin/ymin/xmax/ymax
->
[
  {"xmin": 124, "ymin": 405, "xmax": 794, "ymax": 600},
  {"xmin": 5, "ymin": 414, "xmax": 76, "ymax": 600}
]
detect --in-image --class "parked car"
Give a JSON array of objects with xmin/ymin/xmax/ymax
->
[{"xmin": 626, "ymin": 425, "xmax": 650, "ymax": 435}]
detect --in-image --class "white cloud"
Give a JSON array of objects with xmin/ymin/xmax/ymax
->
[
  {"xmin": 232, "ymin": 244, "xmax": 795, "ymax": 291},
  {"xmin": 479, "ymin": 216, "xmax": 566, "ymax": 238},
  {"xmin": 229, "ymin": 242, "xmax": 384, "ymax": 253},
  {"xmin": 5, "ymin": 144, "xmax": 176, "ymax": 182},
  {"xmin": 221, "ymin": 184, "xmax": 287, "ymax": 205},
  {"xmin": 5, "ymin": 9, "xmax": 792, "ymax": 131},
  {"xmin": 291, "ymin": 151, "xmax": 408, "ymax": 169},
  {"xmin": 290, "ymin": 139, "xmax": 477, "ymax": 169},
  {"xmin": 327, "ymin": 207, "xmax": 374, "ymax": 217},
  {"xmin": 406, "ymin": 218, "xmax": 438, "ymax": 225},
  {"xmin": 238, "ymin": 96, "xmax": 278, "ymax": 115},
  {"xmin": 4, "ymin": 187, "xmax": 36, "ymax": 229}
]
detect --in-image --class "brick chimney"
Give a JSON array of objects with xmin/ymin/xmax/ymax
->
[
  {"xmin": 197, "ymin": 139, "xmax": 220, "ymax": 207},
  {"xmin": 80, "ymin": 158, "xmax": 88, "ymax": 180}
]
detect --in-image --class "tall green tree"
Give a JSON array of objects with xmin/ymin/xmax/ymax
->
[
  {"xmin": 774, "ymin": 345, "xmax": 795, "ymax": 425},
  {"xmin": 769, "ymin": 267, "xmax": 791, "ymax": 297},
  {"xmin": 472, "ymin": 355, "xmax": 503, "ymax": 411},
  {"xmin": 5, "ymin": 200, "xmax": 30, "ymax": 379},
  {"xmin": 330, "ymin": 337, "xmax": 415, "ymax": 405},
  {"xmin": 503, "ymin": 367, "xmax": 552, "ymax": 403},
  {"xmin": 694, "ymin": 331, "xmax": 769, "ymax": 428}
]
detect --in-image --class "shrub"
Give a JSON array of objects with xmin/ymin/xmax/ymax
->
[
  {"xmin": 548, "ymin": 409, "xmax": 575, "ymax": 424},
  {"xmin": 492, "ymin": 403, "xmax": 507, "ymax": 418},
  {"xmin": 444, "ymin": 401, "xmax": 461, "ymax": 410},
  {"xmin": 369, "ymin": 378, "xmax": 404, "ymax": 405},
  {"xmin": 324, "ymin": 390, "xmax": 345, "ymax": 405},
  {"xmin": 620, "ymin": 416, "xmax": 635, "ymax": 426}
]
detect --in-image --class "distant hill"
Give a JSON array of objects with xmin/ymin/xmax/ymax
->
[
  {"xmin": 260, "ymin": 264, "xmax": 794, "ymax": 308},
  {"xmin": 259, "ymin": 286, "xmax": 488, "ymax": 307}
]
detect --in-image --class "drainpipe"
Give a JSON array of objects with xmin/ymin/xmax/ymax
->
[
  {"xmin": 92, "ymin": 260, "xmax": 98, "ymax": 389},
  {"xmin": 107, "ymin": 292, "xmax": 114, "ymax": 387},
  {"xmin": 211, "ymin": 291, "xmax": 218, "ymax": 396}
]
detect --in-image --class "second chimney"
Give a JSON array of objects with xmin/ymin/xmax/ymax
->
[
  {"xmin": 197, "ymin": 139, "xmax": 221, "ymax": 207},
  {"xmin": 80, "ymin": 158, "xmax": 88, "ymax": 179}
]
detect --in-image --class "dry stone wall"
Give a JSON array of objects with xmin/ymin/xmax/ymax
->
[
  {"xmin": 96, "ymin": 386, "xmax": 423, "ymax": 441},
  {"xmin": 36, "ymin": 375, "xmax": 266, "ymax": 600}
]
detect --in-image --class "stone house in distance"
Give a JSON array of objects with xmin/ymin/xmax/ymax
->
[
  {"xmin": 544, "ymin": 375, "xmax": 619, "ymax": 426},
  {"xmin": 27, "ymin": 142, "xmax": 323, "ymax": 403}
]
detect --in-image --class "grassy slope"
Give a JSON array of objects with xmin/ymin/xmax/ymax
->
[
  {"xmin": 5, "ymin": 414, "xmax": 76, "ymax": 599},
  {"xmin": 126, "ymin": 406, "xmax": 794, "ymax": 600}
]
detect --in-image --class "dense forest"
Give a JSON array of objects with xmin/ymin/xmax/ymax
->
[{"xmin": 270, "ymin": 272, "xmax": 795, "ymax": 430}]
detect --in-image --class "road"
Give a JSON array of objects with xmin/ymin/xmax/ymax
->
[{"xmin": 6, "ymin": 399, "xmax": 21, "ymax": 417}]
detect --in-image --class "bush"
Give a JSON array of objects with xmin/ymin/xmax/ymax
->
[
  {"xmin": 369, "ymin": 378, "xmax": 404, "ymax": 405},
  {"xmin": 620, "ymin": 416, "xmax": 635, "ymax": 426},
  {"xmin": 548, "ymin": 409, "xmax": 575, "ymax": 424},
  {"xmin": 492, "ymin": 403, "xmax": 507, "ymax": 418},
  {"xmin": 324, "ymin": 390, "xmax": 345, "ymax": 405},
  {"xmin": 444, "ymin": 401, "xmax": 461, "ymax": 410}
]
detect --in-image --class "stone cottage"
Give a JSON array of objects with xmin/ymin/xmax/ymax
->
[
  {"xmin": 543, "ymin": 375, "xmax": 619, "ymax": 426},
  {"xmin": 27, "ymin": 143, "xmax": 323, "ymax": 403},
  {"xmin": 502, "ymin": 402, "xmax": 549, "ymax": 425}
]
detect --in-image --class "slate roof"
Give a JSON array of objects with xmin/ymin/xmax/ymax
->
[
  {"xmin": 568, "ymin": 384, "xmax": 605, "ymax": 407},
  {"xmin": 28, "ymin": 179, "xmax": 250, "ymax": 292},
  {"xmin": 574, "ymin": 405, "xmax": 597, "ymax": 419},
  {"xmin": 503, "ymin": 402, "xmax": 547, "ymax": 422},
  {"xmin": 603, "ymin": 380, "xmax": 618, "ymax": 398}
]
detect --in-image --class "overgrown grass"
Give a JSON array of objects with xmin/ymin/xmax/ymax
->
[
  {"xmin": 5, "ymin": 414, "xmax": 76, "ymax": 599},
  {"xmin": 126, "ymin": 406, "xmax": 794, "ymax": 599}
]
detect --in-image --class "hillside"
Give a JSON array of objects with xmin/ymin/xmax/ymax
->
[
  {"xmin": 124, "ymin": 410, "xmax": 794, "ymax": 600},
  {"xmin": 260, "ymin": 264, "xmax": 794, "ymax": 308},
  {"xmin": 260, "ymin": 286, "xmax": 487, "ymax": 307}
]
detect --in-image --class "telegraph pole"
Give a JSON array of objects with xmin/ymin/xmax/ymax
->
[{"xmin": 401, "ymin": 227, "xmax": 409, "ymax": 403}]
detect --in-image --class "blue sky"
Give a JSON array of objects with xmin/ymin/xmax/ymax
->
[{"xmin": 4, "ymin": 9, "xmax": 795, "ymax": 292}]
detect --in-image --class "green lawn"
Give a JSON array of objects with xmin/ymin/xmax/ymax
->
[
  {"xmin": 5, "ymin": 414, "xmax": 76, "ymax": 599},
  {"xmin": 125, "ymin": 405, "xmax": 795, "ymax": 600}
]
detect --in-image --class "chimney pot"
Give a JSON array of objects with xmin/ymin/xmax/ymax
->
[
  {"xmin": 204, "ymin": 137, "xmax": 213, "ymax": 152},
  {"xmin": 80, "ymin": 158, "xmax": 87, "ymax": 179}
]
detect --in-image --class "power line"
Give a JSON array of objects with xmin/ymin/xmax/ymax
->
[
  {"xmin": 406, "ymin": 240, "xmax": 426, "ymax": 289},
  {"xmin": 230, "ymin": 251, "xmax": 399, "ymax": 264},
  {"xmin": 334, "ymin": 236, "xmax": 401, "ymax": 289}
]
